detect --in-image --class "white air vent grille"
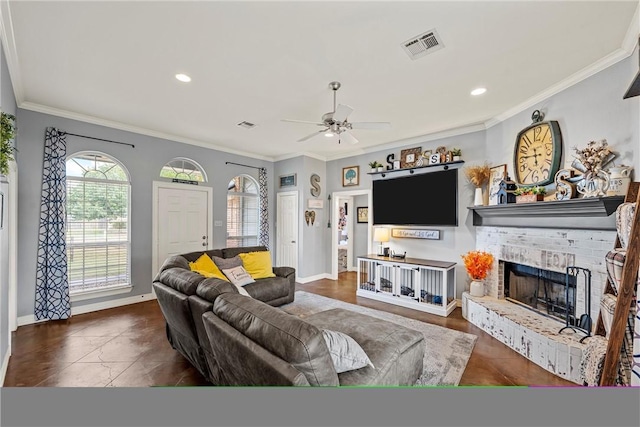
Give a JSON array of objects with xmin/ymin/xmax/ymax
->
[
  {"xmin": 401, "ymin": 29, "xmax": 444, "ymax": 60},
  {"xmin": 237, "ymin": 121, "xmax": 256, "ymax": 129}
]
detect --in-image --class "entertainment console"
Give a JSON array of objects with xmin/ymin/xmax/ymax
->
[{"xmin": 356, "ymin": 255, "xmax": 457, "ymax": 317}]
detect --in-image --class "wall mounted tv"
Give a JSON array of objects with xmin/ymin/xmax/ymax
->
[{"xmin": 372, "ymin": 169, "xmax": 458, "ymax": 226}]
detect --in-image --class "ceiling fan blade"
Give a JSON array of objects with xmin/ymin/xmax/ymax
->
[
  {"xmin": 349, "ymin": 122, "xmax": 392, "ymax": 130},
  {"xmin": 332, "ymin": 104, "xmax": 354, "ymax": 123},
  {"xmin": 339, "ymin": 131, "xmax": 359, "ymax": 145},
  {"xmin": 281, "ymin": 119, "xmax": 326, "ymax": 126},
  {"xmin": 297, "ymin": 129, "xmax": 327, "ymax": 142}
]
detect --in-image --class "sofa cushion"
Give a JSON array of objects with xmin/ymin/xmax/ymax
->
[
  {"xmin": 322, "ymin": 329, "xmax": 374, "ymax": 373},
  {"xmin": 181, "ymin": 249, "xmax": 224, "ymax": 263},
  {"xmin": 157, "ymin": 268, "xmax": 207, "ymax": 296},
  {"xmin": 154, "ymin": 255, "xmax": 190, "ymax": 282},
  {"xmin": 189, "ymin": 253, "xmax": 229, "ymax": 282},
  {"xmin": 221, "ymin": 266, "xmax": 255, "ymax": 291},
  {"xmin": 212, "ymin": 293, "xmax": 339, "ymax": 386},
  {"xmin": 222, "ymin": 246, "xmax": 267, "ymax": 259},
  {"xmin": 239, "ymin": 251, "xmax": 276, "ymax": 279},
  {"xmin": 243, "ymin": 277, "xmax": 290, "ymax": 302},
  {"xmin": 212, "ymin": 255, "xmax": 243, "ymax": 271}
]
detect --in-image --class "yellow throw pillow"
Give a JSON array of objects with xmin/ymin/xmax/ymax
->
[
  {"xmin": 238, "ymin": 251, "xmax": 276, "ymax": 279},
  {"xmin": 189, "ymin": 253, "xmax": 229, "ymax": 282}
]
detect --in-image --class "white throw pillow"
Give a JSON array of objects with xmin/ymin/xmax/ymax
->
[
  {"xmin": 221, "ymin": 266, "xmax": 255, "ymax": 296},
  {"xmin": 322, "ymin": 329, "xmax": 374, "ymax": 373}
]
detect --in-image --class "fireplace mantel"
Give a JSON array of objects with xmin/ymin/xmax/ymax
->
[{"xmin": 468, "ymin": 196, "xmax": 624, "ymax": 230}]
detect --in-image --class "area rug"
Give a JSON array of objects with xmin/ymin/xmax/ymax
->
[{"xmin": 280, "ymin": 291, "xmax": 477, "ymax": 386}]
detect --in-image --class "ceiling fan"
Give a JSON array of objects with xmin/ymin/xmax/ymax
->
[{"xmin": 281, "ymin": 81, "xmax": 392, "ymax": 144}]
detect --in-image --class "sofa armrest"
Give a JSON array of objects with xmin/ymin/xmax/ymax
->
[
  {"xmin": 196, "ymin": 278, "xmax": 239, "ymax": 303},
  {"xmin": 273, "ymin": 266, "xmax": 295, "ymax": 280}
]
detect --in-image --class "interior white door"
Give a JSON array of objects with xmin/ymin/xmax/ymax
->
[
  {"xmin": 276, "ymin": 191, "xmax": 298, "ymax": 270},
  {"xmin": 157, "ymin": 187, "xmax": 209, "ymax": 270}
]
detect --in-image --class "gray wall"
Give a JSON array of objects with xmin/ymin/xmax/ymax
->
[
  {"xmin": 1, "ymin": 42, "xmax": 17, "ymax": 374},
  {"xmin": 15, "ymin": 109, "xmax": 275, "ymax": 318},
  {"xmin": 352, "ymin": 194, "xmax": 368, "ymax": 265}
]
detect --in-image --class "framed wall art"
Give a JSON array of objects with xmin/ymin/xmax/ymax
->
[
  {"xmin": 356, "ymin": 206, "xmax": 368, "ymax": 223},
  {"xmin": 400, "ymin": 147, "xmax": 422, "ymax": 169},
  {"xmin": 342, "ymin": 165, "xmax": 359, "ymax": 187},
  {"xmin": 279, "ymin": 173, "xmax": 297, "ymax": 188},
  {"xmin": 488, "ymin": 164, "xmax": 507, "ymax": 206}
]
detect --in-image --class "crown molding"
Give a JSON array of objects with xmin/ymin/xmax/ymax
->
[
  {"xmin": 19, "ymin": 102, "xmax": 275, "ymax": 161},
  {"xmin": 621, "ymin": 0, "xmax": 640, "ymax": 53},
  {"xmin": 0, "ymin": 0, "xmax": 24, "ymax": 104}
]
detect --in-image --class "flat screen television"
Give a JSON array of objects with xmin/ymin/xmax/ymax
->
[{"xmin": 372, "ymin": 169, "xmax": 458, "ymax": 226}]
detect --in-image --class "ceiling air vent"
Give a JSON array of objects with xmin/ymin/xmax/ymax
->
[
  {"xmin": 237, "ymin": 121, "xmax": 256, "ymax": 129},
  {"xmin": 401, "ymin": 29, "xmax": 444, "ymax": 60}
]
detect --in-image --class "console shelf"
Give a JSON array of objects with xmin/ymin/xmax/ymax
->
[
  {"xmin": 356, "ymin": 255, "xmax": 457, "ymax": 317},
  {"xmin": 467, "ymin": 196, "xmax": 624, "ymax": 230}
]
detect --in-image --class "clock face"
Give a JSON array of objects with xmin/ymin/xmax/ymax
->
[{"xmin": 514, "ymin": 121, "xmax": 562, "ymax": 186}]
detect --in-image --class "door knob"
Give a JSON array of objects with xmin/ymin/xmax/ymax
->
[
  {"xmin": 202, "ymin": 242, "xmax": 207, "ymax": 246},
  {"xmin": 202, "ymin": 236, "xmax": 206, "ymax": 240}
]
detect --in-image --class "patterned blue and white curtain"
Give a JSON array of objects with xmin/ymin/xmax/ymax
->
[
  {"xmin": 34, "ymin": 127, "xmax": 70, "ymax": 320},
  {"xmin": 258, "ymin": 167, "xmax": 269, "ymax": 249}
]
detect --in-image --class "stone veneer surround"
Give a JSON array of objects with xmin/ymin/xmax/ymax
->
[{"xmin": 463, "ymin": 226, "xmax": 617, "ymax": 383}]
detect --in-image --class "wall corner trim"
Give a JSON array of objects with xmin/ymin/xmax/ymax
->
[{"xmin": 296, "ymin": 273, "xmax": 332, "ymax": 284}]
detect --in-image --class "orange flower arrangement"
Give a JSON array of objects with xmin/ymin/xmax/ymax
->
[{"xmin": 461, "ymin": 250, "xmax": 494, "ymax": 280}]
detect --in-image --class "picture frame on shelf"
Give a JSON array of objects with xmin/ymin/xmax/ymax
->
[
  {"xmin": 279, "ymin": 173, "xmax": 297, "ymax": 188},
  {"xmin": 342, "ymin": 165, "xmax": 359, "ymax": 187},
  {"xmin": 488, "ymin": 164, "xmax": 507, "ymax": 206},
  {"xmin": 356, "ymin": 206, "xmax": 368, "ymax": 223},
  {"xmin": 400, "ymin": 147, "xmax": 422, "ymax": 169}
]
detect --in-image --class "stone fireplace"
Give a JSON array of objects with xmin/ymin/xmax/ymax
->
[{"xmin": 462, "ymin": 197, "xmax": 622, "ymax": 384}]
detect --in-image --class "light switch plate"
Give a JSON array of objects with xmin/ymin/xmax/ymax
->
[{"xmin": 214, "ymin": 220, "xmax": 223, "ymax": 227}]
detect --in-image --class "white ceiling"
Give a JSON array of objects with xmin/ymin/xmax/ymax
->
[{"xmin": 2, "ymin": 1, "xmax": 638, "ymax": 161}]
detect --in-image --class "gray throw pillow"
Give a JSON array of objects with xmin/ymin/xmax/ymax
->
[
  {"xmin": 212, "ymin": 255, "xmax": 243, "ymax": 270},
  {"xmin": 322, "ymin": 329, "xmax": 374, "ymax": 373}
]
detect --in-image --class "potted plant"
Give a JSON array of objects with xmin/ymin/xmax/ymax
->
[
  {"xmin": 514, "ymin": 185, "xmax": 547, "ymax": 203},
  {"xmin": 461, "ymin": 250, "xmax": 494, "ymax": 297},
  {"xmin": 368, "ymin": 161, "xmax": 384, "ymax": 172},
  {"xmin": 464, "ymin": 163, "xmax": 491, "ymax": 206},
  {"xmin": 0, "ymin": 112, "xmax": 17, "ymax": 176},
  {"xmin": 451, "ymin": 148, "xmax": 462, "ymax": 161}
]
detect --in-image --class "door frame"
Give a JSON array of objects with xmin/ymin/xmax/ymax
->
[
  {"xmin": 151, "ymin": 181, "xmax": 213, "ymax": 286},
  {"xmin": 276, "ymin": 190, "xmax": 299, "ymax": 272},
  {"xmin": 331, "ymin": 189, "xmax": 372, "ymax": 280}
]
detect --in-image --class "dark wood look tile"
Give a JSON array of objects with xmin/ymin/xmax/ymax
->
[{"xmin": 4, "ymin": 271, "xmax": 575, "ymax": 387}]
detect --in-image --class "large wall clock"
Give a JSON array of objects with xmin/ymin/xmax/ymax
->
[{"xmin": 513, "ymin": 110, "xmax": 562, "ymax": 186}]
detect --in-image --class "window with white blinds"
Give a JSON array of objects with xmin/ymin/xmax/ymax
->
[
  {"xmin": 226, "ymin": 175, "xmax": 259, "ymax": 248},
  {"xmin": 66, "ymin": 153, "xmax": 131, "ymax": 293}
]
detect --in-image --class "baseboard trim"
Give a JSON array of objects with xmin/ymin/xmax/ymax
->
[
  {"xmin": 17, "ymin": 292, "xmax": 157, "ymax": 327},
  {"xmin": 296, "ymin": 273, "xmax": 331, "ymax": 284},
  {"xmin": 1, "ymin": 348, "xmax": 10, "ymax": 387}
]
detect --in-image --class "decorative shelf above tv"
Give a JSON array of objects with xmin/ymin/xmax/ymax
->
[
  {"xmin": 467, "ymin": 196, "xmax": 625, "ymax": 230},
  {"xmin": 368, "ymin": 160, "xmax": 464, "ymax": 180}
]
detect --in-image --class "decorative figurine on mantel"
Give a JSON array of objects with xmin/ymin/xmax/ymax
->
[
  {"xmin": 572, "ymin": 139, "xmax": 616, "ymax": 198},
  {"xmin": 497, "ymin": 175, "xmax": 517, "ymax": 204}
]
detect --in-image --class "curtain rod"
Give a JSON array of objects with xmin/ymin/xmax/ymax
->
[
  {"xmin": 225, "ymin": 161, "xmax": 264, "ymax": 171},
  {"xmin": 60, "ymin": 131, "xmax": 135, "ymax": 148}
]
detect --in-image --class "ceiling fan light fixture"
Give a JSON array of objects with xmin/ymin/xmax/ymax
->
[
  {"xmin": 324, "ymin": 132, "xmax": 334, "ymax": 137},
  {"xmin": 470, "ymin": 87, "xmax": 487, "ymax": 96}
]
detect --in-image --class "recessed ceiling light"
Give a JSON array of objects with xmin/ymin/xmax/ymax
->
[
  {"xmin": 175, "ymin": 73, "xmax": 191, "ymax": 83},
  {"xmin": 470, "ymin": 87, "xmax": 487, "ymax": 96}
]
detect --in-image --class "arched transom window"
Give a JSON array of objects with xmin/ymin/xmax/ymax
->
[
  {"xmin": 160, "ymin": 157, "xmax": 207, "ymax": 182},
  {"xmin": 66, "ymin": 152, "xmax": 131, "ymax": 293},
  {"xmin": 226, "ymin": 175, "xmax": 259, "ymax": 247}
]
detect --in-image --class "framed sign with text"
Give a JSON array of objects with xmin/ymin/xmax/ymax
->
[{"xmin": 391, "ymin": 228, "xmax": 440, "ymax": 240}]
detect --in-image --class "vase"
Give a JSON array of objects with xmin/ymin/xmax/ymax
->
[
  {"xmin": 577, "ymin": 170, "xmax": 610, "ymax": 198},
  {"xmin": 469, "ymin": 279, "xmax": 484, "ymax": 297},
  {"xmin": 606, "ymin": 166, "xmax": 633, "ymax": 196},
  {"xmin": 474, "ymin": 187, "xmax": 484, "ymax": 206}
]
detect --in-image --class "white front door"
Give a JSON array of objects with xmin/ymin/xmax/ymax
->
[
  {"xmin": 153, "ymin": 182, "xmax": 212, "ymax": 276},
  {"xmin": 276, "ymin": 191, "xmax": 298, "ymax": 270}
]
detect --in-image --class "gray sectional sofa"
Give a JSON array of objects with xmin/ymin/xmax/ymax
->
[{"xmin": 153, "ymin": 245, "xmax": 426, "ymax": 386}]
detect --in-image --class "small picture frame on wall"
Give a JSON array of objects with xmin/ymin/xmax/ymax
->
[
  {"xmin": 342, "ymin": 166, "xmax": 359, "ymax": 187},
  {"xmin": 356, "ymin": 206, "xmax": 368, "ymax": 223},
  {"xmin": 279, "ymin": 173, "xmax": 297, "ymax": 188},
  {"xmin": 488, "ymin": 164, "xmax": 507, "ymax": 206}
]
